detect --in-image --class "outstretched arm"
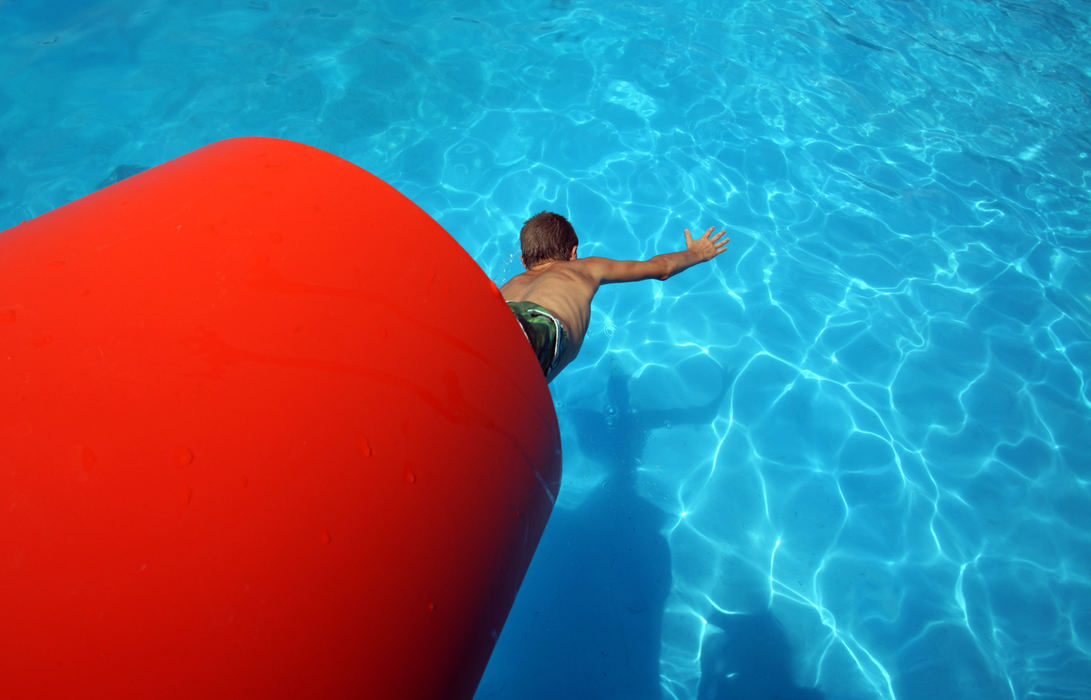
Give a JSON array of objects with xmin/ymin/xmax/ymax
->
[{"xmin": 586, "ymin": 226, "xmax": 729, "ymax": 283}]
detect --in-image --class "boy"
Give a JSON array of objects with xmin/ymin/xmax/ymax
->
[{"xmin": 501, "ymin": 211, "xmax": 729, "ymax": 382}]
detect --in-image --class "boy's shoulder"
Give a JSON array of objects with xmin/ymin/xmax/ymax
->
[
  {"xmin": 540, "ymin": 258, "xmax": 606, "ymax": 282},
  {"xmin": 556, "ymin": 256, "xmax": 612, "ymax": 272}
]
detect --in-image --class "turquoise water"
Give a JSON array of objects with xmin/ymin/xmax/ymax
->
[{"xmin": 3, "ymin": 1, "xmax": 1090, "ymax": 698}]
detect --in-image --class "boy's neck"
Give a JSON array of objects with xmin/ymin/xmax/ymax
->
[{"xmin": 528, "ymin": 258, "xmax": 567, "ymax": 271}]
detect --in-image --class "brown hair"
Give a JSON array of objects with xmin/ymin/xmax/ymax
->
[{"xmin": 519, "ymin": 211, "xmax": 578, "ymax": 268}]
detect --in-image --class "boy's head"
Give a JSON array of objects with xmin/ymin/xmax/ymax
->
[{"xmin": 520, "ymin": 211, "xmax": 578, "ymax": 269}]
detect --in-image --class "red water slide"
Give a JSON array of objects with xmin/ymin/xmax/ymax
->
[{"xmin": 0, "ymin": 137, "xmax": 560, "ymax": 699}]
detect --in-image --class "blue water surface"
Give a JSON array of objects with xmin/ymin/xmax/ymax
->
[{"xmin": 3, "ymin": 1, "xmax": 1090, "ymax": 698}]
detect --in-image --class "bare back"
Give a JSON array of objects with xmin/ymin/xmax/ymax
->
[{"xmin": 499, "ymin": 260, "xmax": 601, "ymax": 374}]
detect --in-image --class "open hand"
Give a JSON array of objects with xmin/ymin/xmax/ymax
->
[{"xmin": 684, "ymin": 226, "xmax": 730, "ymax": 262}]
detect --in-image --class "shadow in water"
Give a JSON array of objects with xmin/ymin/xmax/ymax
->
[
  {"xmin": 476, "ymin": 366, "xmax": 725, "ymax": 699},
  {"xmin": 697, "ymin": 609, "xmax": 826, "ymax": 700}
]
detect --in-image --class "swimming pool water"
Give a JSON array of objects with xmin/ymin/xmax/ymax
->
[{"xmin": 3, "ymin": 1, "xmax": 1090, "ymax": 698}]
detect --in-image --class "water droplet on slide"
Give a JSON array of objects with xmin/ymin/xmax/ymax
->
[
  {"xmin": 321, "ymin": 530, "xmax": 332, "ymax": 545},
  {"xmin": 77, "ymin": 445, "xmax": 96, "ymax": 477},
  {"xmin": 357, "ymin": 436, "xmax": 373, "ymax": 458},
  {"xmin": 176, "ymin": 446, "xmax": 194, "ymax": 467},
  {"xmin": 180, "ymin": 487, "xmax": 193, "ymax": 508},
  {"xmin": 427, "ymin": 602, "xmax": 436, "ymax": 613},
  {"xmin": 403, "ymin": 464, "xmax": 417, "ymax": 484}
]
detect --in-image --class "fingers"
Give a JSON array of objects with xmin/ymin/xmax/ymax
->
[
  {"xmin": 687, "ymin": 226, "xmax": 730, "ymax": 256},
  {"xmin": 709, "ymin": 228, "xmax": 730, "ymax": 257},
  {"xmin": 694, "ymin": 226, "xmax": 727, "ymax": 239}
]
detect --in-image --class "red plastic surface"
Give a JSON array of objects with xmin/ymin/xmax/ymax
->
[{"xmin": 0, "ymin": 137, "xmax": 560, "ymax": 699}]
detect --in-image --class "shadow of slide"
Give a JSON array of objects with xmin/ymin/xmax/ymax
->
[
  {"xmin": 697, "ymin": 609, "xmax": 826, "ymax": 700},
  {"xmin": 476, "ymin": 366, "xmax": 725, "ymax": 699}
]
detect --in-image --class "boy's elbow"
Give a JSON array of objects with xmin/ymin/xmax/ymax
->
[{"xmin": 643, "ymin": 254, "xmax": 675, "ymax": 281}]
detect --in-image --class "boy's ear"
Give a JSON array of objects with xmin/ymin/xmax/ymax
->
[{"xmin": 568, "ymin": 245, "xmax": 578, "ymax": 260}]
